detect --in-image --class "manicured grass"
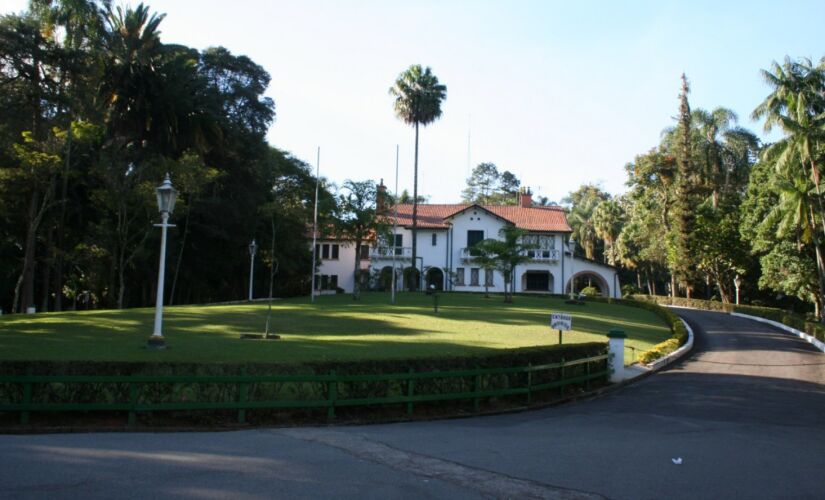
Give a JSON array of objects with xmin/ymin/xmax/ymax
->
[{"xmin": 0, "ymin": 293, "xmax": 670, "ymax": 364}]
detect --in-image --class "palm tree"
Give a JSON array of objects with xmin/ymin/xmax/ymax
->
[
  {"xmin": 474, "ymin": 226, "xmax": 535, "ymax": 303},
  {"xmin": 752, "ymin": 57, "xmax": 825, "ymax": 320},
  {"xmin": 752, "ymin": 57, "xmax": 825, "ymax": 234},
  {"xmin": 389, "ymin": 65, "xmax": 446, "ymax": 290},
  {"xmin": 593, "ymin": 199, "xmax": 624, "ymax": 265}
]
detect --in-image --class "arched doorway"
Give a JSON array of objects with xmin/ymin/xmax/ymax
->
[
  {"xmin": 426, "ymin": 267, "xmax": 444, "ymax": 291},
  {"xmin": 403, "ymin": 267, "xmax": 421, "ymax": 291},
  {"xmin": 566, "ymin": 271, "xmax": 610, "ymax": 297},
  {"xmin": 521, "ymin": 271, "xmax": 554, "ymax": 292},
  {"xmin": 379, "ymin": 266, "xmax": 394, "ymax": 291}
]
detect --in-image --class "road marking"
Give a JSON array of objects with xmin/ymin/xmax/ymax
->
[{"xmin": 276, "ymin": 429, "xmax": 605, "ymax": 500}]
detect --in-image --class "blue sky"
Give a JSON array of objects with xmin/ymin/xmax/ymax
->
[{"xmin": 5, "ymin": 0, "xmax": 824, "ymax": 202}]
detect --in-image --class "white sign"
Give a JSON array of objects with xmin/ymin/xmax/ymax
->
[{"xmin": 550, "ymin": 313, "xmax": 572, "ymax": 331}]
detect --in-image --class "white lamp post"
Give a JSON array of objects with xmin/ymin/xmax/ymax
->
[
  {"xmin": 567, "ymin": 236, "xmax": 576, "ymax": 299},
  {"xmin": 733, "ymin": 275, "xmax": 741, "ymax": 305},
  {"xmin": 148, "ymin": 174, "xmax": 177, "ymax": 349},
  {"xmin": 248, "ymin": 239, "xmax": 258, "ymax": 301}
]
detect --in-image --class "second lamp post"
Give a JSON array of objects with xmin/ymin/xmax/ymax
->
[
  {"xmin": 148, "ymin": 174, "xmax": 178, "ymax": 349},
  {"xmin": 248, "ymin": 239, "xmax": 258, "ymax": 301}
]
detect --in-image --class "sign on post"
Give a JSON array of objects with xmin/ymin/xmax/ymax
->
[{"xmin": 550, "ymin": 313, "xmax": 573, "ymax": 344}]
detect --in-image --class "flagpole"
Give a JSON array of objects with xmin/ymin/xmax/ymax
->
[
  {"xmin": 391, "ymin": 144, "xmax": 399, "ymax": 304},
  {"xmin": 310, "ymin": 147, "xmax": 320, "ymax": 303}
]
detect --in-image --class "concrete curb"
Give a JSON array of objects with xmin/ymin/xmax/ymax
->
[
  {"xmin": 644, "ymin": 318, "xmax": 695, "ymax": 371},
  {"xmin": 730, "ymin": 312, "xmax": 825, "ymax": 353}
]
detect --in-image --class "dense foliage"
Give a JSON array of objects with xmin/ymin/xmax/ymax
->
[
  {"xmin": 0, "ymin": 1, "xmax": 335, "ymax": 313},
  {"xmin": 562, "ymin": 59, "xmax": 825, "ymax": 321}
]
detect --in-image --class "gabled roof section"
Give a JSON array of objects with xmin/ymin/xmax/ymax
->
[{"xmin": 387, "ymin": 203, "xmax": 572, "ymax": 232}]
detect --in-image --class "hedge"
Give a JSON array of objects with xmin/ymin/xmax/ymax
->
[
  {"xmin": 582, "ymin": 295, "xmax": 689, "ymax": 364},
  {"xmin": 0, "ymin": 342, "xmax": 608, "ymax": 424},
  {"xmin": 630, "ymin": 294, "xmax": 825, "ymax": 343}
]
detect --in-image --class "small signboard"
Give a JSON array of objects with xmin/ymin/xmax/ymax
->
[{"xmin": 550, "ymin": 313, "xmax": 573, "ymax": 331}]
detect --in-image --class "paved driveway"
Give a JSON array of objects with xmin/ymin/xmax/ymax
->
[{"xmin": 1, "ymin": 310, "xmax": 823, "ymax": 499}]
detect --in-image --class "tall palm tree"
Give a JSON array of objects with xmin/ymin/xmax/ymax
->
[
  {"xmin": 389, "ymin": 65, "xmax": 446, "ymax": 290},
  {"xmin": 593, "ymin": 199, "xmax": 624, "ymax": 265},
  {"xmin": 752, "ymin": 57, "xmax": 825, "ymax": 234},
  {"xmin": 753, "ymin": 57, "xmax": 825, "ymax": 319}
]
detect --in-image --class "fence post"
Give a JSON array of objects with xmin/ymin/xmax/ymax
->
[
  {"xmin": 406, "ymin": 368, "xmax": 415, "ymax": 417},
  {"xmin": 473, "ymin": 369, "xmax": 481, "ymax": 413},
  {"xmin": 526, "ymin": 363, "xmax": 532, "ymax": 405},
  {"xmin": 128, "ymin": 380, "xmax": 138, "ymax": 427},
  {"xmin": 20, "ymin": 368, "xmax": 32, "ymax": 425},
  {"xmin": 327, "ymin": 370, "xmax": 337, "ymax": 420},
  {"xmin": 607, "ymin": 328, "xmax": 627, "ymax": 383},
  {"xmin": 238, "ymin": 367, "xmax": 249, "ymax": 424},
  {"xmin": 559, "ymin": 358, "xmax": 565, "ymax": 397}
]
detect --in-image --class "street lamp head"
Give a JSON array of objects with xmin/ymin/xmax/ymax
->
[
  {"xmin": 156, "ymin": 173, "xmax": 178, "ymax": 215},
  {"xmin": 249, "ymin": 239, "xmax": 258, "ymax": 256},
  {"xmin": 734, "ymin": 275, "xmax": 741, "ymax": 288}
]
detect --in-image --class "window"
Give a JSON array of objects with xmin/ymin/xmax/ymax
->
[
  {"xmin": 432, "ymin": 233, "xmax": 437, "ymax": 246},
  {"xmin": 485, "ymin": 269, "xmax": 494, "ymax": 286},
  {"xmin": 314, "ymin": 274, "xmax": 338, "ymax": 290},
  {"xmin": 470, "ymin": 268, "xmax": 480, "ymax": 286},
  {"xmin": 317, "ymin": 244, "xmax": 339, "ymax": 260},
  {"xmin": 394, "ymin": 234, "xmax": 403, "ymax": 255},
  {"xmin": 467, "ymin": 230, "xmax": 484, "ymax": 247},
  {"xmin": 359, "ymin": 245, "xmax": 370, "ymax": 259},
  {"xmin": 455, "ymin": 267, "xmax": 465, "ymax": 286},
  {"xmin": 467, "ymin": 230, "xmax": 484, "ymax": 256}
]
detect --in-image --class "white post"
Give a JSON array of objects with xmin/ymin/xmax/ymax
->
[
  {"xmin": 151, "ymin": 212, "xmax": 170, "ymax": 340},
  {"xmin": 310, "ymin": 147, "xmax": 320, "ymax": 303},
  {"xmin": 391, "ymin": 144, "xmax": 399, "ymax": 304},
  {"xmin": 248, "ymin": 240, "xmax": 256, "ymax": 301},
  {"xmin": 734, "ymin": 275, "xmax": 741, "ymax": 305},
  {"xmin": 607, "ymin": 328, "xmax": 627, "ymax": 383}
]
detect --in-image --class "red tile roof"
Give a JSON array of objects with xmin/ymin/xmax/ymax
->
[{"xmin": 387, "ymin": 203, "xmax": 572, "ymax": 232}]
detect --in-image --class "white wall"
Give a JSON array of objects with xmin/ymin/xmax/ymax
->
[{"xmin": 316, "ymin": 241, "xmax": 362, "ymax": 293}]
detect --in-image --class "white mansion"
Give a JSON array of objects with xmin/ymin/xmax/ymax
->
[{"xmin": 315, "ymin": 186, "xmax": 620, "ymax": 298}]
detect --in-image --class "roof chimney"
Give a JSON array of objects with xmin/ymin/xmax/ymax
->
[
  {"xmin": 377, "ymin": 178, "xmax": 387, "ymax": 213},
  {"xmin": 519, "ymin": 187, "xmax": 533, "ymax": 208}
]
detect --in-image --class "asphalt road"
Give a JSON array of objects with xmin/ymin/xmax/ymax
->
[{"xmin": 1, "ymin": 309, "xmax": 823, "ymax": 499}]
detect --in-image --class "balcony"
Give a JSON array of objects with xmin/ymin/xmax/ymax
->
[
  {"xmin": 460, "ymin": 247, "xmax": 481, "ymax": 261},
  {"xmin": 522, "ymin": 249, "xmax": 560, "ymax": 262},
  {"xmin": 462, "ymin": 247, "xmax": 560, "ymax": 262},
  {"xmin": 369, "ymin": 246, "xmax": 412, "ymax": 260}
]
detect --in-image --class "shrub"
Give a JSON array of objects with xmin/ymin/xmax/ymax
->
[
  {"xmin": 0, "ymin": 343, "xmax": 609, "ymax": 419},
  {"xmin": 586, "ymin": 295, "xmax": 688, "ymax": 364},
  {"xmin": 580, "ymin": 286, "xmax": 599, "ymax": 297}
]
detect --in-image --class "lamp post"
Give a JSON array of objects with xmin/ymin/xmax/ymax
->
[
  {"xmin": 248, "ymin": 239, "xmax": 258, "ymax": 301},
  {"xmin": 733, "ymin": 275, "xmax": 741, "ymax": 305},
  {"xmin": 567, "ymin": 236, "xmax": 576, "ymax": 300},
  {"xmin": 148, "ymin": 174, "xmax": 177, "ymax": 349}
]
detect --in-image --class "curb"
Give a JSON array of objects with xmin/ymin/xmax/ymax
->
[
  {"xmin": 644, "ymin": 318, "xmax": 695, "ymax": 371},
  {"xmin": 730, "ymin": 312, "xmax": 825, "ymax": 353}
]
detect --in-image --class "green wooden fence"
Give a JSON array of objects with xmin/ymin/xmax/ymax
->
[{"xmin": 0, "ymin": 354, "xmax": 608, "ymax": 426}]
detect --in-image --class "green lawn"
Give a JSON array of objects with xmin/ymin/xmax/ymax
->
[{"xmin": 0, "ymin": 293, "xmax": 670, "ymax": 364}]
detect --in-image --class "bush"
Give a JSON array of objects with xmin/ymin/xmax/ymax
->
[
  {"xmin": 586, "ymin": 295, "xmax": 688, "ymax": 364},
  {"xmin": 0, "ymin": 343, "xmax": 609, "ymax": 421},
  {"xmin": 580, "ymin": 286, "xmax": 600, "ymax": 297},
  {"xmin": 621, "ymin": 284, "xmax": 640, "ymax": 297}
]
